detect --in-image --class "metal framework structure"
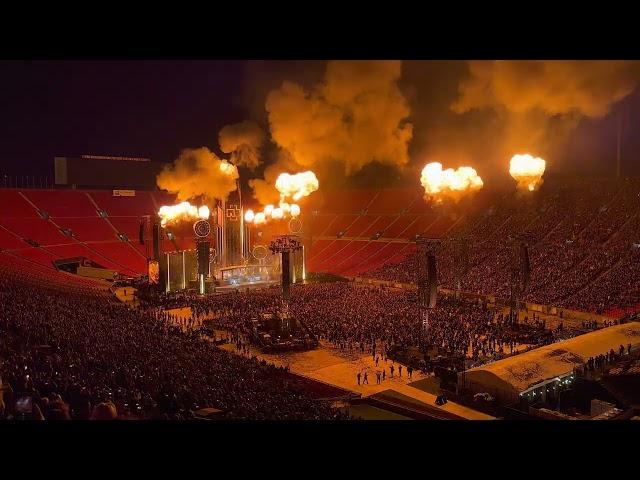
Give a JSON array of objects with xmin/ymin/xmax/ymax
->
[
  {"xmin": 269, "ymin": 235, "xmax": 302, "ymax": 301},
  {"xmin": 194, "ymin": 220, "xmax": 212, "ymax": 295},
  {"xmin": 416, "ymin": 237, "xmax": 441, "ymax": 338},
  {"xmin": 268, "ymin": 235, "xmax": 302, "ymax": 255}
]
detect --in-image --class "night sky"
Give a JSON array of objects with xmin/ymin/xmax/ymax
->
[
  {"xmin": 0, "ymin": 60, "xmax": 638, "ymax": 183},
  {"xmin": 0, "ymin": 61, "xmax": 251, "ymax": 177}
]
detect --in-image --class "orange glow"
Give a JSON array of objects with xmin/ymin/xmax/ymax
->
[
  {"xmin": 509, "ymin": 154, "xmax": 546, "ymax": 192},
  {"xmin": 275, "ymin": 171, "xmax": 319, "ymax": 201},
  {"xmin": 247, "ymin": 170, "xmax": 319, "ymax": 225},
  {"xmin": 158, "ymin": 201, "xmax": 210, "ymax": 227},
  {"xmin": 219, "ymin": 160, "xmax": 236, "ymax": 175},
  {"xmin": 420, "ymin": 162, "xmax": 483, "ymax": 202}
]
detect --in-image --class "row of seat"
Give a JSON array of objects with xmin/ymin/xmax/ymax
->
[
  {"xmin": 0, "ymin": 251, "xmax": 112, "ymax": 296},
  {"xmin": 0, "ymin": 186, "xmax": 461, "ymax": 280},
  {"xmin": 0, "ymin": 188, "xmax": 183, "ymax": 276}
]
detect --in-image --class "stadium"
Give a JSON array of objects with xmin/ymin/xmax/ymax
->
[{"xmin": 1, "ymin": 60, "xmax": 640, "ymax": 421}]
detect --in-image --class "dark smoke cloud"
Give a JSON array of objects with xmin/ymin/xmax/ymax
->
[
  {"xmin": 239, "ymin": 60, "xmax": 640, "ymax": 203},
  {"xmin": 247, "ymin": 60, "xmax": 413, "ymax": 203},
  {"xmin": 265, "ymin": 60, "xmax": 413, "ymax": 175},
  {"xmin": 453, "ymin": 60, "xmax": 640, "ymax": 117},
  {"xmin": 218, "ymin": 120, "xmax": 265, "ymax": 170},
  {"xmin": 403, "ymin": 60, "xmax": 640, "ymax": 183}
]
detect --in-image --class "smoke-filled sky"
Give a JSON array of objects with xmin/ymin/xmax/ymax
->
[{"xmin": 1, "ymin": 60, "xmax": 639, "ymax": 190}]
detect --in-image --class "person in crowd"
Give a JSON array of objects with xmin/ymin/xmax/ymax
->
[{"xmin": 0, "ymin": 275, "xmax": 344, "ymax": 421}]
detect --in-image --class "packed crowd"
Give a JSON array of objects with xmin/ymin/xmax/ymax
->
[
  {"xmin": 0, "ymin": 276, "xmax": 344, "ymax": 420},
  {"xmin": 583, "ymin": 344, "xmax": 633, "ymax": 373},
  {"xmin": 367, "ymin": 178, "xmax": 640, "ymax": 316},
  {"xmin": 189, "ymin": 283, "xmax": 553, "ymax": 364}
]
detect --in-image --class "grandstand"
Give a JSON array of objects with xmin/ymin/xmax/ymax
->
[
  {"xmin": 304, "ymin": 186, "xmax": 493, "ymax": 277},
  {"xmin": 0, "ymin": 185, "xmax": 476, "ymax": 288},
  {"xmin": 1, "ymin": 177, "xmax": 638, "ymax": 320},
  {"xmin": 363, "ymin": 177, "xmax": 640, "ymax": 318},
  {"xmin": 0, "ymin": 189, "xmax": 194, "ymax": 287}
]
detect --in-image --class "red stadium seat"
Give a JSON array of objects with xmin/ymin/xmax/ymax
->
[
  {"xmin": 88, "ymin": 190, "xmax": 157, "ymax": 216},
  {"xmin": 366, "ymin": 188, "xmax": 420, "ymax": 215},
  {"xmin": 344, "ymin": 216, "xmax": 379, "ymax": 238},
  {"xmin": 319, "ymin": 190, "xmax": 377, "ymax": 214},
  {"xmin": 0, "ymin": 217, "xmax": 67, "ymax": 245},
  {"xmin": 89, "ymin": 242, "xmax": 147, "ymax": 274},
  {"xmin": 309, "ymin": 214, "xmax": 337, "ymax": 236},
  {"xmin": 54, "ymin": 217, "xmax": 118, "ymax": 242},
  {"xmin": 323, "ymin": 215, "xmax": 358, "ymax": 237},
  {"xmin": 337, "ymin": 242, "xmax": 387, "ymax": 276},
  {"xmin": 23, "ymin": 190, "xmax": 98, "ymax": 217},
  {"xmin": 0, "ymin": 226, "xmax": 28, "ymax": 249},
  {"xmin": 360, "ymin": 216, "xmax": 395, "ymax": 238},
  {"xmin": 0, "ymin": 190, "xmax": 39, "ymax": 218}
]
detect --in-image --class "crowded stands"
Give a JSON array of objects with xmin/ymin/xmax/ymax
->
[
  {"xmin": 0, "ymin": 275, "xmax": 344, "ymax": 420},
  {"xmin": 366, "ymin": 178, "xmax": 640, "ymax": 317}
]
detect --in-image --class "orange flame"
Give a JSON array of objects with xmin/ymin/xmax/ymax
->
[
  {"xmin": 420, "ymin": 162, "xmax": 483, "ymax": 203},
  {"xmin": 245, "ymin": 171, "xmax": 318, "ymax": 225},
  {"xmin": 158, "ymin": 201, "xmax": 210, "ymax": 227},
  {"xmin": 275, "ymin": 171, "xmax": 319, "ymax": 201},
  {"xmin": 509, "ymin": 154, "xmax": 546, "ymax": 192}
]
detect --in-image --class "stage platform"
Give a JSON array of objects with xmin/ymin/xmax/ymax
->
[{"xmin": 214, "ymin": 280, "xmax": 279, "ymax": 293}]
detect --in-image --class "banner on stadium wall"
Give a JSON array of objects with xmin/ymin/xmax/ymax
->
[{"xmin": 113, "ymin": 189, "xmax": 136, "ymax": 197}]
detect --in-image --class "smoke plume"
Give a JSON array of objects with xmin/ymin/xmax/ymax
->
[
  {"xmin": 453, "ymin": 61, "xmax": 640, "ymax": 118},
  {"xmin": 218, "ymin": 120, "xmax": 265, "ymax": 170},
  {"xmin": 157, "ymin": 147, "xmax": 239, "ymax": 202},
  {"xmin": 445, "ymin": 60, "xmax": 640, "ymax": 173},
  {"xmin": 248, "ymin": 150, "xmax": 299, "ymax": 205},
  {"xmin": 265, "ymin": 60, "xmax": 413, "ymax": 177}
]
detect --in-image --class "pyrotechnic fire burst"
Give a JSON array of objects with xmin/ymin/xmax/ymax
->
[
  {"xmin": 271, "ymin": 207, "xmax": 284, "ymax": 219},
  {"xmin": 254, "ymin": 212, "xmax": 266, "ymax": 224},
  {"xmin": 420, "ymin": 162, "xmax": 483, "ymax": 203},
  {"xmin": 275, "ymin": 171, "xmax": 319, "ymax": 201},
  {"xmin": 219, "ymin": 160, "xmax": 235, "ymax": 175},
  {"xmin": 158, "ymin": 201, "xmax": 210, "ymax": 227},
  {"xmin": 264, "ymin": 204, "xmax": 274, "ymax": 216},
  {"xmin": 509, "ymin": 154, "xmax": 546, "ymax": 192},
  {"xmin": 245, "ymin": 170, "xmax": 318, "ymax": 225}
]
